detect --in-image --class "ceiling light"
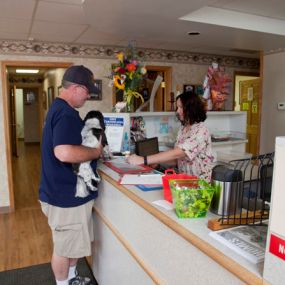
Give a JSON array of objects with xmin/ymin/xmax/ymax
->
[
  {"xmin": 188, "ymin": 31, "xmax": 200, "ymax": 36},
  {"xmin": 16, "ymin": 69, "xmax": 39, "ymax": 74}
]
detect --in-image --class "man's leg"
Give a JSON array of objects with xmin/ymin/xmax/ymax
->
[
  {"xmin": 51, "ymin": 253, "xmax": 73, "ymax": 282},
  {"xmin": 68, "ymin": 258, "xmax": 78, "ymax": 280}
]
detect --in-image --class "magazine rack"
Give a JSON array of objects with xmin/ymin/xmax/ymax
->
[{"xmin": 208, "ymin": 152, "xmax": 274, "ymax": 231}]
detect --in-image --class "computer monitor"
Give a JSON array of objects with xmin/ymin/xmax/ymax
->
[{"xmin": 135, "ymin": 137, "xmax": 159, "ymax": 157}]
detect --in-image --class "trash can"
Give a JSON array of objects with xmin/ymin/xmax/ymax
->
[{"xmin": 210, "ymin": 164, "xmax": 243, "ymax": 216}]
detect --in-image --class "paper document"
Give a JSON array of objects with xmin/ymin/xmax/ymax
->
[
  {"xmin": 209, "ymin": 224, "xmax": 268, "ymax": 264},
  {"xmin": 120, "ymin": 174, "xmax": 163, "ymax": 185},
  {"xmin": 104, "ymin": 117, "xmax": 124, "ymax": 152},
  {"xmin": 152, "ymin": 200, "xmax": 174, "ymax": 210}
]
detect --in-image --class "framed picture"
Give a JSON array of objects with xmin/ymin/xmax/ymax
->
[
  {"xmin": 88, "ymin": 79, "xmax": 102, "ymax": 100},
  {"xmin": 47, "ymin": 86, "xmax": 54, "ymax": 108},
  {"xmin": 183, "ymin": 84, "xmax": 195, "ymax": 93},
  {"xmin": 183, "ymin": 84, "xmax": 204, "ymax": 96}
]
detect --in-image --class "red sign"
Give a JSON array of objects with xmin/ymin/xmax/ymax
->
[{"xmin": 269, "ymin": 233, "xmax": 285, "ymax": 261}]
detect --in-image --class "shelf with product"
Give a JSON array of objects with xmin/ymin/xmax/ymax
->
[
  {"xmin": 129, "ymin": 111, "xmax": 248, "ymax": 161},
  {"xmin": 103, "ymin": 111, "xmax": 248, "ymax": 160}
]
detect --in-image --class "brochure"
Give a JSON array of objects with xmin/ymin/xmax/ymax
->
[{"xmin": 209, "ymin": 224, "xmax": 268, "ymax": 264}]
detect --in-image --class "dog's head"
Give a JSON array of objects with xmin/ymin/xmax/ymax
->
[
  {"xmin": 83, "ymin": 110, "xmax": 105, "ymax": 131},
  {"xmin": 83, "ymin": 110, "xmax": 109, "ymax": 149}
]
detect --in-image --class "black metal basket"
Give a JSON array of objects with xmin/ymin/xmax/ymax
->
[{"xmin": 212, "ymin": 152, "xmax": 274, "ymax": 227}]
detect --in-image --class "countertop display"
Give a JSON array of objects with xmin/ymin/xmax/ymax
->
[{"xmin": 91, "ymin": 162, "xmax": 265, "ymax": 285}]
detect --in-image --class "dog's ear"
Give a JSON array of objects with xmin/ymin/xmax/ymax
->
[
  {"xmin": 99, "ymin": 115, "xmax": 106, "ymax": 130},
  {"xmin": 101, "ymin": 132, "xmax": 108, "ymax": 146},
  {"xmin": 83, "ymin": 110, "xmax": 95, "ymax": 123}
]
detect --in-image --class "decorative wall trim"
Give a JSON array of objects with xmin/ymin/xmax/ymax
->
[
  {"xmin": 264, "ymin": 48, "xmax": 285, "ymax": 55},
  {"xmin": 0, "ymin": 40, "xmax": 259, "ymax": 69}
]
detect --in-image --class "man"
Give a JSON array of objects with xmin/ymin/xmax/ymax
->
[{"xmin": 39, "ymin": 65, "xmax": 102, "ymax": 285}]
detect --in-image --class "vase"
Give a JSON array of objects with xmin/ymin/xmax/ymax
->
[{"xmin": 124, "ymin": 90, "xmax": 135, "ymax": 112}]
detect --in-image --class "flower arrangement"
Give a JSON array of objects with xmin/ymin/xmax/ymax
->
[{"xmin": 111, "ymin": 44, "xmax": 146, "ymax": 112}]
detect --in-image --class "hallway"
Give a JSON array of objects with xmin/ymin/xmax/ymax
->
[{"xmin": 0, "ymin": 142, "xmax": 53, "ymax": 271}]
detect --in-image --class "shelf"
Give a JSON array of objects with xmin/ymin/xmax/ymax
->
[
  {"xmin": 130, "ymin": 111, "xmax": 174, "ymax": 117},
  {"xmin": 212, "ymin": 139, "xmax": 248, "ymax": 146},
  {"xmin": 131, "ymin": 111, "xmax": 246, "ymax": 117},
  {"xmin": 207, "ymin": 111, "xmax": 246, "ymax": 116}
]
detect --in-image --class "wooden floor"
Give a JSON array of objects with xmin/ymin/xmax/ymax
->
[{"xmin": 0, "ymin": 142, "xmax": 53, "ymax": 271}]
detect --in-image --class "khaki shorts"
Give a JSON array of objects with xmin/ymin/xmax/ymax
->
[{"xmin": 40, "ymin": 200, "xmax": 94, "ymax": 258}]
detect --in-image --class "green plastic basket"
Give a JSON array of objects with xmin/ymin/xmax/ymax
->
[{"xmin": 169, "ymin": 179, "xmax": 215, "ymax": 218}]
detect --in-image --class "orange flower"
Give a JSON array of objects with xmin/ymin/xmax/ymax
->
[{"xmin": 126, "ymin": 63, "xmax": 136, "ymax": 72}]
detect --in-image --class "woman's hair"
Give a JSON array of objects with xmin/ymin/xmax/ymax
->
[{"xmin": 176, "ymin": 91, "xmax": 207, "ymax": 125}]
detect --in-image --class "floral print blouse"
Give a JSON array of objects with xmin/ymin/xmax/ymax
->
[{"xmin": 175, "ymin": 122, "xmax": 214, "ymax": 182}]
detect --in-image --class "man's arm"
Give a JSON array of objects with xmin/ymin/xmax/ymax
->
[{"xmin": 54, "ymin": 144, "xmax": 103, "ymax": 163}]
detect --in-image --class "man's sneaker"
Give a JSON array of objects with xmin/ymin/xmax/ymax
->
[{"xmin": 69, "ymin": 275, "xmax": 93, "ymax": 285}]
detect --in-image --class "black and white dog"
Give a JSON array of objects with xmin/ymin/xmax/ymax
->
[{"xmin": 73, "ymin": 110, "xmax": 111, "ymax": 198}]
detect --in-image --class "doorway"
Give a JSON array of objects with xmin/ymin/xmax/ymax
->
[
  {"xmin": 144, "ymin": 65, "xmax": 172, "ymax": 111},
  {"xmin": 233, "ymin": 72, "xmax": 260, "ymax": 156},
  {"xmin": 2, "ymin": 61, "xmax": 71, "ymax": 211}
]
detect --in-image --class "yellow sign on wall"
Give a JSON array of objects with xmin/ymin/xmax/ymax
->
[
  {"xmin": 242, "ymin": 102, "xmax": 249, "ymax": 110},
  {"xmin": 252, "ymin": 102, "xmax": 258, "ymax": 113}
]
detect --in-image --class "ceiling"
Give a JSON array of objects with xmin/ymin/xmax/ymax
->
[{"xmin": 1, "ymin": 0, "xmax": 285, "ymax": 60}]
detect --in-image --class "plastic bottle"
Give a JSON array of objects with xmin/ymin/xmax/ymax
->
[{"xmin": 122, "ymin": 132, "xmax": 130, "ymax": 153}]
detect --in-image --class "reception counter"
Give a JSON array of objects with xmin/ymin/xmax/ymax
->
[{"xmin": 91, "ymin": 163, "xmax": 264, "ymax": 285}]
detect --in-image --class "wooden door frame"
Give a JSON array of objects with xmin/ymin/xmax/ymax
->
[
  {"xmin": 233, "ymin": 71, "xmax": 259, "ymax": 111},
  {"xmin": 145, "ymin": 65, "xmax": 172, "ymax": 111},
  {"xmin": 233, "ymin": 70, "xmax": 261, "ymax": 155},
  {"xmin": 1, "ymin": 61, "xmax": 72, "ymax": 212}
]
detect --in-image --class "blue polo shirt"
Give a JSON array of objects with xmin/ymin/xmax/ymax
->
[{"xmin": 39, "ymin": 98, "xmax": 98, "ymax": 207}]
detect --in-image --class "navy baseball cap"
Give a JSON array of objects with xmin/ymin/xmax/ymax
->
[{"xmin": 62, "ymin": 65, "xmax": 99, "ymax": 94}]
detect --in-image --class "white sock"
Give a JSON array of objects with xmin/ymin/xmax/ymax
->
[
  {"xmin": 56, "ymin": 280, "xmax": 68, "ymax": 285},
  {"xmin": 68, "ymin": 265, "xmax": 77, "ymax": 280}
]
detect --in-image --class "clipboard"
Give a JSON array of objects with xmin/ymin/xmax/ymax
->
[{"xmin": 104, "ymin": 161, "xmax": 153, "ymax": 174}]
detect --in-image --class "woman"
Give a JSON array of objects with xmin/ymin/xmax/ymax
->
[{"xmin": 126, "ymin": 91, "xmax": 214, "ymax": 182}]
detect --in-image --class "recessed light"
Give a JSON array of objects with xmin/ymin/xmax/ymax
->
[
  {"xmin": 16, "ymin": 69, "xmax": 39, "ymax": 74},
  {"xmin": 188, "ymin": 31, "xmax": 200, "ymax": 36}
]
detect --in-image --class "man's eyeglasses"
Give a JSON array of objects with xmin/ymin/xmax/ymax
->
[{"xmin": 76, "ymin": 84, "xmax": 89, "ymax": 94}]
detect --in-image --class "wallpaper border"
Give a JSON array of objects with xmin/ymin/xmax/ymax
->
[{"xmin": 0, "ymin": 40, "xmax": 259, "ymax": 69}]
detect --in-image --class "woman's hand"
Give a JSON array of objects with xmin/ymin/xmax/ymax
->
[{"xmin": 126, "ymin": 154, "xmax": 144, "ymax": 165}]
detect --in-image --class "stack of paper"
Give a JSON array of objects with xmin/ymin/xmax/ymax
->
[{"xmin": 120, "ymin": 174, "xmax": 163, "ymax": 185}]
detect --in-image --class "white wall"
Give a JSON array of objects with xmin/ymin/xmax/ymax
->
[
  {"xmin": 260, "ymin": 52, "xmax": 285, "ymax": 153},
  {"xmin": 16, "ymin": 89, "xmax": 24, "ymax": 139}
]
